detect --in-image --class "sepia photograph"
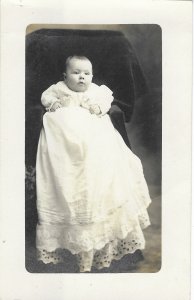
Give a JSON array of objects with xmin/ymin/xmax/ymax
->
[
  {"xmin": 25, "ymin": 24, "xmax": 162, "ymax": 273},
  {"xmin": 0, "ymin": 1, "xmax": 192, "ymax": 299}
]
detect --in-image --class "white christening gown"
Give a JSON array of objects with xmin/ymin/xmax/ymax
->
[{"xmin": 36, "ymin": 81, "xmax": 151, "ymax": 272}]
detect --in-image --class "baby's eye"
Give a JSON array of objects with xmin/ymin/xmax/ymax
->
[
  {"xmin": 73, "ymin": 71, "xmax": 79, "ymax": 74},
  {"xmin": 85, "ymin": 72, "xmax": 90, "ymax": 75}
]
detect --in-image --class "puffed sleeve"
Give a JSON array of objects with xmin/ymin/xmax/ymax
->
[
  {"xmin": 41, "ymin": 84, "xmax": 60, "ymax": 111},
  {"xmin": 97, "ymin": 85, "xmax": 114, "ymax": 116}
]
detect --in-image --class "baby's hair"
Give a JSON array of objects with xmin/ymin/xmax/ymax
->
[{"xmin": 64, "ymin": 55, "xmax": 92, "ymax": 71}]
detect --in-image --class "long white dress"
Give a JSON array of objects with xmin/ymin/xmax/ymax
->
[{"xmin": 36, "ymin": 81, "xmax": 151, "ymax": 272}]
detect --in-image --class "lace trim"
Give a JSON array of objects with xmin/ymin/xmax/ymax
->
[
  {"xmin": 37, "ymin": 229, "xmax": 145, "ymax": 272},
  {"xmin": 36, "ymin": 208, "xmax": 150, "ymax": 254}
]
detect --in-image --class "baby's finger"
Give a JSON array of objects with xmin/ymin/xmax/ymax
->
[
  {"xmin": 95, "ymin": 108, "xmax": 101, "ymax": 114},
  {"xmin": 89, "ymin": 107, "xmax": 94, "ymax": 114}
]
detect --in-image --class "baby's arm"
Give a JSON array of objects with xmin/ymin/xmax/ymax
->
[
  {"xmin": 95, "ymin": 85, "xmax": 114, "ymax": 116},
  {"xmin": 41, "ymin": 84, "xmax": 62, "ymax": 112}
]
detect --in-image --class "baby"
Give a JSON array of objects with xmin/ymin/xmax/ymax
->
[
  {"xmin": 41, "ymin": 56, "xmax": 113, "ymax": 116},
  {"xmin": 36, "ymin": 55, "xmax": 151, "ymax": 272}
]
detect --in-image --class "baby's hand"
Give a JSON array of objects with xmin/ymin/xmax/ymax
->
[
  {"xmin": 49, "ymin": 101, "xmax": 62, "ymax": 112},
  {"xmin": 61, "ymin": 94, "xmax": 72, "ymax": 107},
  {"xmin": 89, "ymin": 104, "xmax": 101, "ymax": 115}
]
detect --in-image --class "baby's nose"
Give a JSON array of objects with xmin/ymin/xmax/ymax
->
[{"xmin": 79, "ymin": 73, "xmax": 85, "ymax": 79}]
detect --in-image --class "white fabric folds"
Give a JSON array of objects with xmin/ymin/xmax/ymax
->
[{"xmin": 36, "ymin": 83, "xmax": 151, "ymax": 271}]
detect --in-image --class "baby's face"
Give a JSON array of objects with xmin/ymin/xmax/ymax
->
[{"xmin": 65, "ymin": 59, "xmax": 93, "ymax": 92}]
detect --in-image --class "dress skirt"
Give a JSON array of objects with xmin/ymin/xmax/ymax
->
[{"xmin": 36, "ymin": 106, "xmax": 151, "ymax": 272}]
